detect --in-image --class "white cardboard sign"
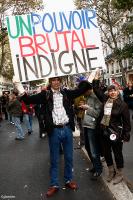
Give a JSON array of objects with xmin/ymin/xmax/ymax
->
[{"xmin": 6, "ymin": 9, "xmax": 105, "ymax": 82}]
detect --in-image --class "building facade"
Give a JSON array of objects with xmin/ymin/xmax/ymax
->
[{"xmin": 102, "ymin": 9, "xmax": 133, "ymax": 86}]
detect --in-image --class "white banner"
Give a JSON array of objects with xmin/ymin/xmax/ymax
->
[{"xmin": 6, "ymin": 9, "xmax": 105, "ymax": 82}]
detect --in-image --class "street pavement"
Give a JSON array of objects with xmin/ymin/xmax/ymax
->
[
  {"xmin": 123, "ymin": 113, "xmax": 133, "ymax": 190},
  {"xmin": 0, "ymin": 118, "xmax": 113, "ymax": 200}
]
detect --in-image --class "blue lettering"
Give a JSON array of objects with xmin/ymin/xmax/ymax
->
[
  {"xmin": 62, "ymin": 11, "xmax": 72, "ymax": 30},
  {"xmin": 85, "ymin": 9, "xmax": 97, "ymax": 29},
  {"xmin": 72, "ymin": 11, "xmax": 82, "ymax": 30},
  {"xmin": 31, "ymin": 13, "xmax": 42, "ymax": 34},
  {"xmin": 53, "ymin": 12, "xmax": 63, "ymax": 32},
  {"xmin": 42, "ymin": 13, "xmax": 54, "ymax": 33},
  {"xmin": 81, "ymin": 10, "xmax": 86, "ymax": 29}
]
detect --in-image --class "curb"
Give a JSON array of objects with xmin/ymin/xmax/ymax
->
[{"xmin": 82, "ymin": 146, "xmax": 133, "ymax": 200}]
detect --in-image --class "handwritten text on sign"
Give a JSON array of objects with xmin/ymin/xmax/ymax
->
[{"xmin": 6, "ymin": 10, "xmax": 105, "ymax": 81}]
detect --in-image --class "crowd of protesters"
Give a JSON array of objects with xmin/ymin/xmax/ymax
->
[
  {"xmin": 0, "ymin": 89, "xmax": 47, "ymax": 139},
  {"xmin": 0, "ymin": 71, "xmax": 132, "ymax": 198}
]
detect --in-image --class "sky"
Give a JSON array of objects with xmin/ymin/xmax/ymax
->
[{"xmin": 43, "ymin": 0, "xmax": 75, "ymax": 11}]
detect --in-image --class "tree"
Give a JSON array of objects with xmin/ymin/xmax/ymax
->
[
  {"xmin": 96, "ymin": 0, "xmax": 128, "ymax": 85},
  {"xmin": 74, "ymin": 0, "xmax": 132, "ymax": 86},
  {"xmin": 74, "ymin": 0, "xmax": 96, "ymax": 9},
  {"xmin": 112, "ymin": 0, "xmax": 133, "ymax": 71},
  {"xmin": 112, "ymin": 0, "xmax": 133, "ymax": 11},
  {"xmin": 0, "ymin": 0, "xmax": 44, "ymax": 80}
]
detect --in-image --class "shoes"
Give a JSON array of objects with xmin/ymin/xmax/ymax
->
[
  {"xmin": 10, "ymin": 122, "xmax": 15, "ymax": 125},
  {"xmin": 65, "ymin": 181, "xmax": 78, "ymax": 190},
  {"xmin": 113, "ymin": 168, "xmax": 123, "ymax": 185},
  {"xmin": 106, "ymin": 165, "xmax": 116, "ymax": 182},
  {"xmin": 15, "ymin": 137, "xmax": 24, "ymax": 141},
  {"xmin": 28, "ymin": 131, "xmax": 32, "ymax": 135},
  {"xmin": 46, "ymin": 186, "xmax": 59, "ymax": 197},
  {"xmin": 91, "ymin": 172, "xmax": 102, "ymax": 180}
]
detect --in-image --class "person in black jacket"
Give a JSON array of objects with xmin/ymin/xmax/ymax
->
[
  {"xmin": 123, "ymin": 82, "xmax": 133, "ymax": 108},
  {"xmin": 123, "ymin": 81, "xmax": 133, "ymax": 119},
  {"xmin": 14, "ymin": 76, "xmax": 92, "ymax": 197},
  {"xmin": 93, "ymin": 71, "xmax": 131, "ymax": 185}
]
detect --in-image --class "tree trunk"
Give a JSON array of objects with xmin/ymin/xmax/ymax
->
[{"xmin": 118, "ymin": 59, "xmax": 127, "ymax": 87}]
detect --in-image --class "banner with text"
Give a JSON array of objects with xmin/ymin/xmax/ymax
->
[{"xmin": 6, "ymin": 9, "xmax": 105, "ymax": 82}]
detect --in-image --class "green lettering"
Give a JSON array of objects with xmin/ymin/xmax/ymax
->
[
  {"xmin": 6, "ymin": 16, "xmax": 20, "ymax": 39},
  {"xmin": 19, "ymin": 15, "xmax": 32, "ymax": 36}
]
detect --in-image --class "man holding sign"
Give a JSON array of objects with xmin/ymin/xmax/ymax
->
[
  {"xmin": 8, "ymin": 8, "xmax": 105, "ymax": 197},
  {"xmin": 13, "ymin": 76, "xmax": 92, "ymax": 197}
]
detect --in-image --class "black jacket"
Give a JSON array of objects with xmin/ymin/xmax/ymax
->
[
  {"xmin": 21, "ymin": 82, "xmax": 91, "ymax": 135},
  {"xmin": 123, "ymin": 87, "xmax": 133, "ymax": 109}
]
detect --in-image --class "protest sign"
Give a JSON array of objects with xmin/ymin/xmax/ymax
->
[{"xmin": 6, "ymin": 9, "xmax": 105, "ymax": 82}]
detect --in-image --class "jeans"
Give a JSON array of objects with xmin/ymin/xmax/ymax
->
[
  {"xmin": 24, "ymin": 114, "xmax": 33, "ymax": 132},
  {"xmin": 85, "ymin": 128, "xmax": 102, "ymax": 173},
  {"xmin": 12, "ymin": 116, "xmax": 24, "ymax": 138},
  {"xmin": 48, "ymin": 125, "xmax": 73, "ymax": 187}
]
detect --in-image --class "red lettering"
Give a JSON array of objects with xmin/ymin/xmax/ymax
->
[
  {"xmin": 71, "ymin": 30, "xmax": 84, "ymax": 50},
  {"xmin": 19, "ymin": 36, "xmax": 35, "ymax": 57},
  {"xmin": 46, "ymin": 32, "xmax": 59, "ymax": 52},
  {"xmin": 58, "ymin": 31, "xmax": 71, "ymax": 51},
  {"xmin": 81, "ymin": 29, "xmax": 96, "ymax": 48},
  {"xmin": 34, "ymin": 34, "xmax": 48, "ymax": 54}
]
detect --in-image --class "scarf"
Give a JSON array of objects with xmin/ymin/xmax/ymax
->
[{"xmin": 101, "ymin": 98, "xmax": 114, "ymax": 126}]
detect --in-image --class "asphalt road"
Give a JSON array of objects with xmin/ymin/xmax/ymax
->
[{"xmin": 0, "ymin": 118, "xmax": 114, "ymax": 200}]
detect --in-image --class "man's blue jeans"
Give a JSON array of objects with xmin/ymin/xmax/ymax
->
[
  {"xmin": 86, "ymin": 128, "xmax": 102, "ymax": 173},
  {"xmin": 12, "ymin": 116, "xmax": 24, "ymax": 138},
  {"xmin": 48, "ymin": 125, "xmax": 73, "ymax": 187}
]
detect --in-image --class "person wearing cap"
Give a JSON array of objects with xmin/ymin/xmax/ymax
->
[
  {"xmin": 93, "ymin": 71, "xmax": 131, "ymax": 184},
  {"xmin": 79, "ymin": 83, "xmax": 103, "ymax": 180},
  {"xmin": 13, "ymin": 76, "xmax": 92, "ymax": 197}
]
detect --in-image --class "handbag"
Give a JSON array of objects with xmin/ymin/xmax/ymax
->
[{"xmin": 103, "ymin": 127, "xmax": 122, "ymax": 142}]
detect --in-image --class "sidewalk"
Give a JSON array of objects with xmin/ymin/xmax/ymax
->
[{"xmin": 73, "ymin": 129, "xmax": 133, "ymax": 200}]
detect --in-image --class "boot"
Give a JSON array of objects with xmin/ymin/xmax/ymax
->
[
  {"xmin": 113, "ymin": 168, "xmax": 123, "ymax": 185},
  {"xmin": 106, "ymin": 165, "xmax": 116, "ymax": 182}
]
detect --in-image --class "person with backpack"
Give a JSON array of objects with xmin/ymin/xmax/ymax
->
[{"xmin": 13, "ymin": 76, "xmax": 92, "ymax": 197}]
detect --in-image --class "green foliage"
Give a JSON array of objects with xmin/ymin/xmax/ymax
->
[
  {"xmin": 122, "ymin": 20, "xmax": 133, "ymax": 35},
  {"xmin": 0, "ymin": 0, "xmax": 44, "ymax": 14},
  {"xmin": 112, "ymin": 0, "xmax": 133, "ymax": 11},
  {"xmin": 0, "ymin": 0, "xmax": 44, "ymax": 80},
  {"xmin": 121, "ymin": 42, "xmax": 133, "ymax": 59},
  {"xmin": 12, "ymin": 0, "xmax": 44, "ymax": 15}
]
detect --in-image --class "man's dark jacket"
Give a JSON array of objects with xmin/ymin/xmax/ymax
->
[{"xmin": 21, "ymin": 81, "xmax": 91, "ymax": 135}]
